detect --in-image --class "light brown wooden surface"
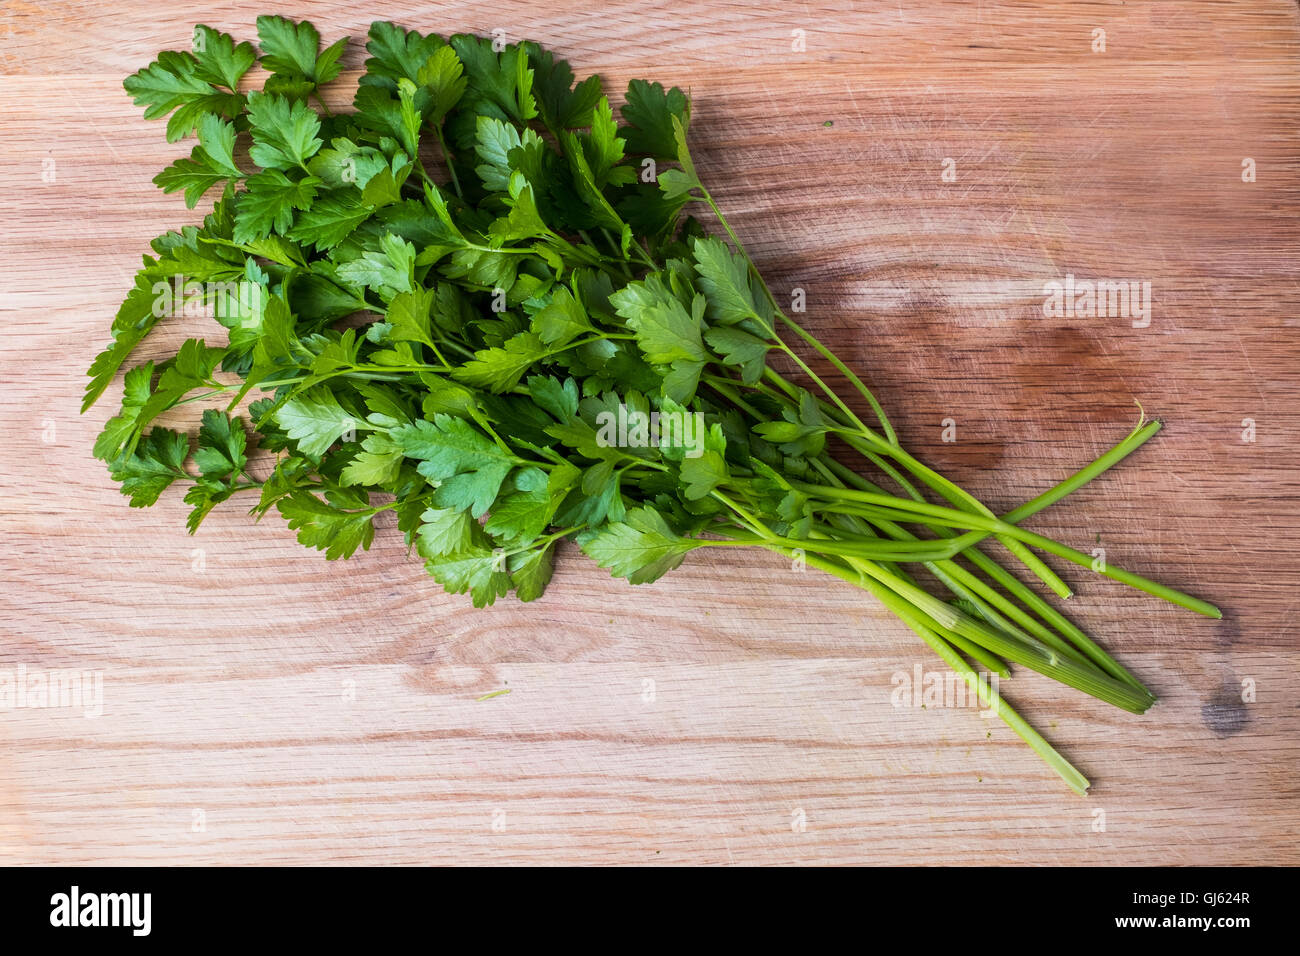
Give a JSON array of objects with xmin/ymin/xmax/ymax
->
[{"xmin": 1, "ymin": 1, "xmax": 1298, "ymax": 865}]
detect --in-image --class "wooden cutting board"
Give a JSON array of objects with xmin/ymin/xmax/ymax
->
[{"xmin": 1, "ymin": 0, "xmax": 1296, "ymax": 865}]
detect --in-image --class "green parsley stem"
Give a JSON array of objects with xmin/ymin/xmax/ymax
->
[
  {"xmin": 791, "ymin": 483, "xmax": 1220, "ymax": 619},
  {"xmin": 823, "ymin": 420, "xmax": 1165, "ymax": 690},
  {"xmin": 766, "ymin": 545, "xmax": 1092, "ymax": 791},
  {"xmin": 433, "ymin": 125, "xmax": 463, "ymax": 199},
  {"xmin": 739, "ymin": 361, "xmax": 1074, "ymax": 598},
  {"xmin": 697, "ymin": 183, "xmax": 899, "ymax": 444}
]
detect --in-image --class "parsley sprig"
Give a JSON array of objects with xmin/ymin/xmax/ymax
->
[{"xmin": 86, "ymin": 18, "xmax": 1220, "ymax": 793}]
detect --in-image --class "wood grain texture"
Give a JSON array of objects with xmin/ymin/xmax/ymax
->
[{"xmin": 1, "ymin": 0, "xmax": 1298, "ymax": 865}]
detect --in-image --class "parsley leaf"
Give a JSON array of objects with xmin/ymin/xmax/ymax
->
[
  {"xmin": 691, "ymin": 236, "xmax": 763, "ymax": 326},
  {"xmin": 393, "ymin": 414, "xmax": 518, "ymax": 517},
  {"xmin": 453, "ymin": 331, "xmax": 549, "ymax": 393},
  {"xmin": 620, "ymin": 79, "xmax": 690, "ymax": 158},
  {"xmin": 108, "ymin": 428, "xmax": 191, "ymax": 507},
  {"xmin": 484, "ymin": 466, "xmax": 558, "ymax": 543},
  {"xmin": 234, "ymin": 170, "xmax": 320, "ymax": 243},
  {"xmin": 526, "ymin": 43, "xmax": 602, "ymax": 131},
  {"xmin": 425, "ymin": 547, "xmax": 512, "ymax": 607},
  {"xmin": 246, "ymin": 91, "xmax": 323, "ymax": 170},
  {"xmin": 335, "ymin": 233, "xmax": 415, "ymax": 298},
  {"xmin": 608, "ymin": 274, "xmax": 709, "ymax": 402},
  {"xmin": 277, "ymin": 490, "xmax": 375, "ymax": 560},
  {"xmin": 272, "ymin": 389, "xmax": 354, "ymax": 458},
  {"xmin": 193, "ymin": 410, "xmax": 248, "ymax": 479},
  {"xmin": 289, "ymin": 193, "xmax": 374, "ymax": 249},
  {"xmin": 360, "ymin": 21, "xmax": 445, "ymax": 89},
  {"xmin": 418, "ymin": 45, "xmax": 469, "ymax": 122},
  {"xmin": 579, "ymin": 506, "xmax": 696, "ymax": 584},
  {"xmin": 123, "ymin": 49, "xmax": 241, "ymax": 142},
  {"xmin": 192, "ymin": 25, "xmax": 257, "ymax": 90},
  {"xmin": 256, "ymin": 15, "xmax": 348, "ymax": 87},
  {"xmin": 415, "ymin": 506, "xmax": 475, "ymax": 557}
]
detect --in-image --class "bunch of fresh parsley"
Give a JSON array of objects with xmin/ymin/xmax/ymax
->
[{"xmin": 86, "ymin": 17, "xmax": 1219, "ymax": 792}]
